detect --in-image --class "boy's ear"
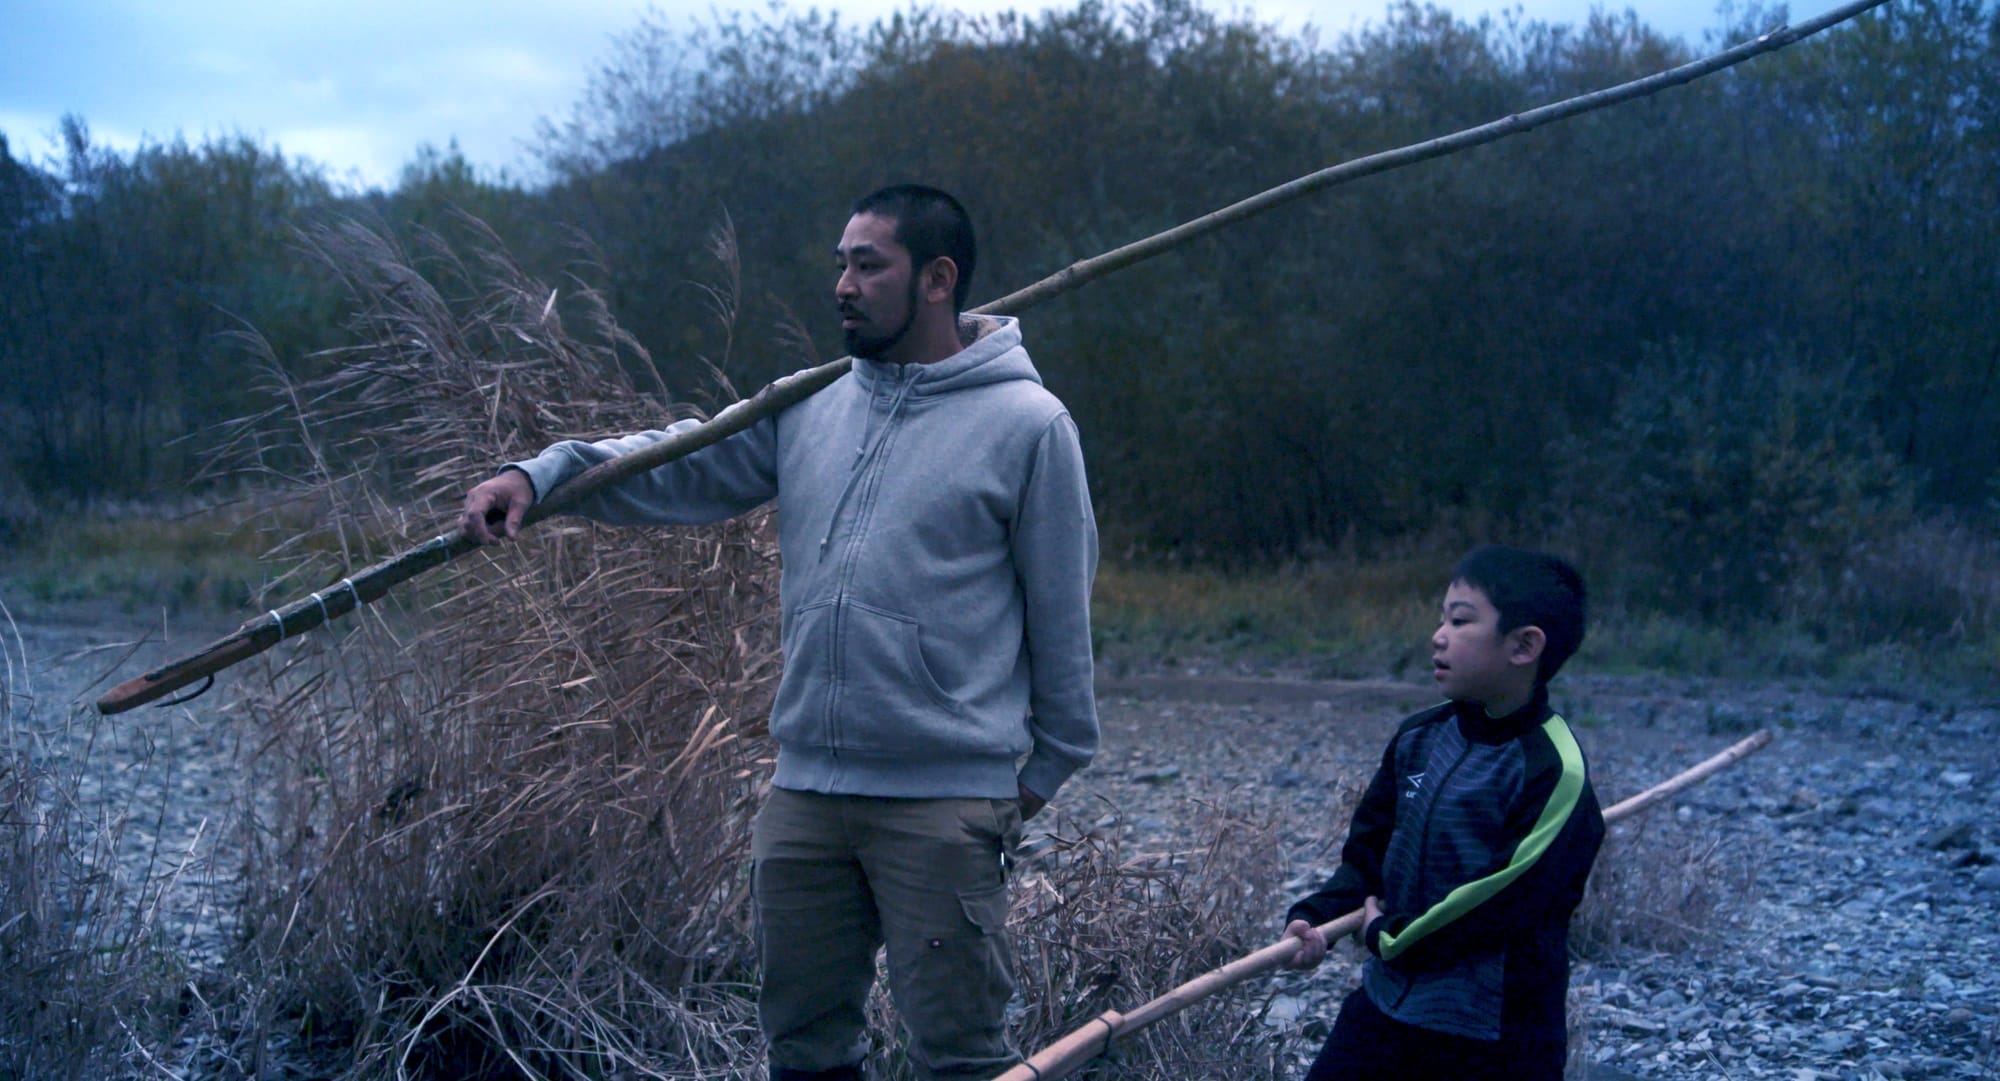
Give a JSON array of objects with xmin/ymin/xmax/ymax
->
[{"xmin": 1507, "ymin": 625, "xmax": 1547, "ymax": 669}]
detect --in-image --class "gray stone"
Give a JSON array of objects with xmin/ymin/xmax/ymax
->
[
  {"xmin": 1883, "ymin": 881, "xmax": 1931, "ymax": 905},
  {"xmin": 1859, "ymin": 797, "xmax": 1901, "ymax": 819},
  {"xmin": 1267, "ymin": 767, "xmax": 1308, "ymax": 788},
  {"xmin": 1919, "ymin": 820, "xmax": 1977, "ymax": 850},
  {"xmin": 1649, "ymin": 988, "xmax": 1688, "ymax": 1009},
  {"xmin": 1263, "ymin": 994, "xmax": 1306, "ymax": 1027},
  {"xmin": 1973, "ymin": 866, "xmax": 2000, "ymax": 891},
  {"xmin": 1783, "ymin": 787, "xmax": 1824, "ymax": 812},
  {"xmin": 1610, "ymin": 1009, "xmax": 1664, "ymax": 1035}
]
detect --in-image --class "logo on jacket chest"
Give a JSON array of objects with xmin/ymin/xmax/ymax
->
[{"xmin": 1403, "ymin": 771, "xmax": 1427, "ymax": 800}]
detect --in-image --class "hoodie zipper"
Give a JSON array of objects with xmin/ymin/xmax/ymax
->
[
  {"xmin": 819, "ymin": 370, "xmax": 916, "ymax": 559},
  {"xmin": 820, "ymin": 365, "xmax": 919, "ymax": 757}
]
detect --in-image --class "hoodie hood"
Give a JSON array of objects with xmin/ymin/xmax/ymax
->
[{"xmin": 851, "ymin": 314, "xmax": 1040, "ymax": 397}]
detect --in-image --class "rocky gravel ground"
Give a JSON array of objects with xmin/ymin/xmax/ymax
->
[
  {"xmin": 7, "ymin": 596, "xmax": 1997, "ymax": 1079},
  {"xmin": 1073, "ymin": 668, "xmax": 2000, "ymax": 1080},
  {"xmin": 2, "ymin": 598, "xmax": 251, "ymax": 972}
]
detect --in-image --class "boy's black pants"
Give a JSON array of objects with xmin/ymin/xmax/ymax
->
[{"xmin": 1303, "ymin": 987, "xmax": 1565, "ymax": 1081}]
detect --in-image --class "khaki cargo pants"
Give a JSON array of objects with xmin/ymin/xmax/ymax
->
[{"xmin": 752, "ymin": 787, "xmax": 1024, "ymax": 1080}]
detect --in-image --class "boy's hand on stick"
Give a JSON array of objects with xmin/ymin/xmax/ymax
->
[
  {"xmin": 462, "ymin": 470, "xmax": 535, "ymax": 544},
  {"xmin": 1361, "ymin": 896, "xmax": 1382, "ymax": 940},
  {"xmin": 1282, "ymin": 920, "xmax": 1328, "ymax": 969}
]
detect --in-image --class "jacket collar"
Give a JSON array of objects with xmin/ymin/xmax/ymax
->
[{"xmin": 1454, "ymin": 683, "xmax": 1552, "ymax": 744}]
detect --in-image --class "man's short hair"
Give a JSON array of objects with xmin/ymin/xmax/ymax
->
[
  {"xmin": 852, "ymin": 184, "xmax": 976, "ymax": 312},
  {"xmin": 1452, "ymin": 545, "xmax": 1588, "ymax": 684}
]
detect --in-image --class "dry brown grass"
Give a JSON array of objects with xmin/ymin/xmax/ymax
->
[
  {"xmin": 1571, "ymin": 814, "xmax": 1752, "ymax": 960},
  {"xmin": 0, "ymin": 604, "xmax": 200, "ymax": 1080},
  {"xmin": 215, "ymin": 215, "xmax": 784, "ymax": 1079},
  {"xmin": 1000, "ymin": 803, "xmax": 1291, "ymax": 1079}
]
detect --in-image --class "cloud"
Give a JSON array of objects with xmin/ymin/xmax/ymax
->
[
  {"xmin": 269, "ymin": 124, "xmax": 406, "ymax": 189},
  {"xmin": 184, "ymin": 47, "xmax": 255, "ymax": 80},
  {"xmin": 2, "ymin": 0, "xmax": 1731, "ymax": 190}
]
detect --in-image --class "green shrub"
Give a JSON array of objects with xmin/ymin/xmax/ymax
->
[{"xmin": 1554, "ymin": 343, "xmax": 1918, "ymax": 623}]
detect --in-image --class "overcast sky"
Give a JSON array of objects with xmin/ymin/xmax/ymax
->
[{"xmin": 2, "ymin": 0, "xmax": 1733, "ymax": 192}]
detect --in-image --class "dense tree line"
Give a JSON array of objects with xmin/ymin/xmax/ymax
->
[
  {"xmin": 2, "ymin": 0, "xmax": 1995, "ymax": 612},
  {"xmin": 0, "ymin": 120, "xmax": 341, "ymax": 500}
]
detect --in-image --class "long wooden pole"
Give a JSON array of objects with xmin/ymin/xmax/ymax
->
[
  {"xmin": 95, "ymin": 0, "xmax": 1888, "ymax": 715},
  {"xmin": 992, "ymin": 728, "xmax": 1775, "ymax": 1081}
]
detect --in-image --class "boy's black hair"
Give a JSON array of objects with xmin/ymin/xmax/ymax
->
[
  {"xmin": 1452, "ymin": 545, "xmax": 1587, "ymax": 684},
  {"xmin": 852, "ymin": 184, "xmax": 976, "ymax": 312}
]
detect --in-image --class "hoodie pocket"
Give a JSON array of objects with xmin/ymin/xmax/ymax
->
[
  {"xmin": 770, "ymin": 597, "xmax": 977, "ymax": 756},
  {"xmin": 841, "ymin": 600, "xmax": 963, "ymax": 721}
]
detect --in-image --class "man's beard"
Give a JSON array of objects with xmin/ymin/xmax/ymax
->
[{"xmin": 843, "ymin": 278, "xmax": 920, "ymax": 360}]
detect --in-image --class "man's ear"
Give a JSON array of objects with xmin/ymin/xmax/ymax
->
[
  {"xmin": 1508, "ymin": 625, "xmax": 1547, "ymax": 669},
  {"xmin": 919, "ymin": 256, "xmax": 959, "ymax": 307}
]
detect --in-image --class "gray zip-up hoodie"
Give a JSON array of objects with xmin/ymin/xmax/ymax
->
[{"xmin": 508, "ymin": 315, "xmax": 1099, "ymax": 802}]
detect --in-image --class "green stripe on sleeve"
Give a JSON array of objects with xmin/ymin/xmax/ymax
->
[{"xmin": 1376, "ymin": 715, "xmax": 1585, "ymax": 962}]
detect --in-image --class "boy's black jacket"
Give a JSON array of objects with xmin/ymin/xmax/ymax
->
[{"xmin": 1288, "ymin": 686, "xmax": 1604, "ymax": 1040}]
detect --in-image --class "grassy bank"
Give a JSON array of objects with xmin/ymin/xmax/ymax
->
[
  {"xmin": 1094, "ymin": 548, "xmax": 2000, "ymax": 695},
  {"xmin": 1, "ymin": 500, "xmax": 274, "ymax": 614},
  {"xmin": 0, "ymin": 496, "xmax": 376, "ymax": 619},
  {"xmin": 7, "ymin": 504, "xmax": 1996, "ymax": 694}
]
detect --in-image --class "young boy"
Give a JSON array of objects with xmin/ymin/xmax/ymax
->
[{"xmin": 1281, "ymin": 545, "xmax": 1603, "ymax": 1081}]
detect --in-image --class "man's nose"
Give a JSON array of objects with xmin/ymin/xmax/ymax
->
[{"xmin": 835, "ymin": 269, "xmax": 858, "ymax": 299}]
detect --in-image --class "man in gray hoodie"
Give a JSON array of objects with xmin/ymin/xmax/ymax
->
[{"xmin": 461, "ymin": 185, "xmax": 1099, "ymax": 1081}]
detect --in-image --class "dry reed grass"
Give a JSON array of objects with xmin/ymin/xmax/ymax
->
[
  {"xmin": 997, "ymin": 803, "xmax": 1290, "ymax": 1079},
  {"xmin": 1571, "ymin": 813, "xmax": 1751, "ymax": 961},
  {"xmin": 0, "ymin": 601, "xmax": 199, "ymax": 1080},
  {"xmin": 216, "ymin": 214, "xmax": 784, "ymax": 1079}
]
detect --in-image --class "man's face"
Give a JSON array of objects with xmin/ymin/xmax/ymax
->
[
  {"xmin": 835, "ymin": 213, "xmax": 919, "ymax": 360},
  {"xmin": 1430, "ymin": 581, "xmax": 1530, "ymax": 707}
]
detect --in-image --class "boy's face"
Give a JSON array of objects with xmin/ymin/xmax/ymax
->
[{"xmin": 1431, "ymin": 581, "xmax": 1541, "ymax": 710}]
